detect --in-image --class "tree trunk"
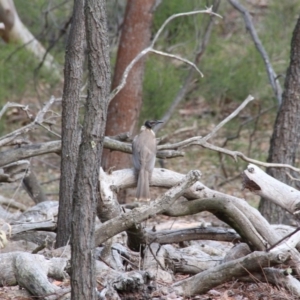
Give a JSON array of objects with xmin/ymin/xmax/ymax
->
[
  {"xmin": 102, "ymin": 0, "xmax": 156, "ymax": 173},
  {"xmin": 259, "ymin": 16, "xmax": 300, "ymax": 224},
  {"xmin": 56, "ymin": 0, "xmax": 85, "ymax": 248},
  {"xmin": 70, "ymin": 0, "xmax": 111, "ymax": 299}
]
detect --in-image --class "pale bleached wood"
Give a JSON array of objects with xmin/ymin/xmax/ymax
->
[
  {"xmin": 143, "ymin": 243, "xmax": 172, "ymax": 283},
  {"xmin": 241, "ymin": 268, "xmax": 300, "ymax": 297},
  {"xmin": 144, "ymin": 227, "xmax": 240, "ymax": 245},
  {"xmin": 103, "ymin": 167, "xmax": 280, "ymax": 247},
  {"xmin": 164, "ymin": 244, "xmax": 223, "ymax": 275},
  {"xmin": 0, "ymin": 251, "xmax": 69, "ymax": 297},
  {"xmin": 11, "ymin": 230, "xmax": 56, "ymax": 248},
  {"xmin": 95, "ymin": 170, "xmax": 201, "ymax": 245},
  {"xmin": 172, "ymin": 249, "xmax": 290, "ymax": 297},
  {"xmin": 244, "ymin": 163, "xmax": 300, "ymax": 215},
  {"xmin": 12, "ymin": 201, "xmax": 58, "ymax": 223},
  {"xmin": 10, "ymin": 220, "xmax": 56, "ymax": 235}
]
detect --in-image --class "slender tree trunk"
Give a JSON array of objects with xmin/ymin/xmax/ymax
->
[
  {"xmin": 56, "ymin": 0, "xmax": 85, "ymax": 248},
  {"xmin": 102, "ymin": 0, "xmax": 156, "ymax": 173},
  {"xmin": 259, "ymin": 16, "xmax": 300, "ymax": 224},
  {"xmin": 70, "ymin": 0, "xmax": 111, "ymax": 299}
]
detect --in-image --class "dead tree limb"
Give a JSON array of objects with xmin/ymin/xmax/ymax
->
[
  {"xmin": 144, "ymin": 226, "xmax": 240, "ymax": 245},
  {"xmin": 95, "ymin": 170, "xmax": 201, "ymax": 245},
  {"xmin": 155, "ymin": 0, "xmax": 221, "ymax": 132},
  {"xmin": 109, "ymin": 7, "xmax": 222, "ymax": 102},
  {"xmin": 172, "ymin": 249, "xmax": 290, "ymax": 297},
  {"xmin": 228, "ymin": 0, "xmax": 282, "ymax": 104},
  {"xmin": 164, "ymin": 198, "xmax": 267, "ymax": 251},
  {"xmin": 243, "ymin": 163, "xmax": 300, "ymax": 215}
]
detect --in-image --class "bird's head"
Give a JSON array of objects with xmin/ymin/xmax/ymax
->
[{"xmin": 144, "ymin": 120, "xmax": 163, "ymax": 129}]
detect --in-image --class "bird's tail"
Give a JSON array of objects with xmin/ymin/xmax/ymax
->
[{"xmin": 136, "ymin": 169, "xmax": 150, "ymax": 201}]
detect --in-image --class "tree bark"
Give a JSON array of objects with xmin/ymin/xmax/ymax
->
[
  {"xmin": 102, "ymin": 0, "xmax": 156, "ymax": 173},
  {"xmin": 259, "ymin": 16, "xmax": 300, "ymax": 224},
  {"xmin": 56, "ymin": 0, "xmax": 85, "ymax": 248},
  {"xmin": 70, "ymin": 0, "xmax": 111, "ymax": 299}
]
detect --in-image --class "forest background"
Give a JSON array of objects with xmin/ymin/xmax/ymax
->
[
  {"xmin": 1, "ymin": 1, "xmax": 300, "ymax": 298},
  {"xmin": 1, "ymin": 0, "xmax": 299, "ymax": 207}
]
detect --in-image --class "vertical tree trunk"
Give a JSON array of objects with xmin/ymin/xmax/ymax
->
[
  {"xmin": 56, "ymin": 0, "xmax": 85, "ymax": 248},
  {"xmin": 102, "ymin": 0, "xmax": 156, "ymax": 172},
  {"xmin": 71, "ymin": 0, "xmax": 111, "ymax": 299},
  {"xmin": 259, "ymin": 16, "xmax": 300, "ymax": 224}
]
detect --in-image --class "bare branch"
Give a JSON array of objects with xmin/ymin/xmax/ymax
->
[
  {"xmin": 109, "ymin": 7, "xmax": 221, "ymax": 102},
  {"xmin": 203, "ymin": 95, "xmax": 255, "ymax": 141},
  {"xmin": 95, "ymin": 170, "xmax": 201, "ymax": 245},
  {"xmin": 149, "ymin": 49, "xmax": 203, "ymax": 77},
  {"xmin": 152, "ymin": 7, "xmax": 222, "ymax": 46},
  {"xmin": 0, "ymin": 102, "xmax": 33, "ymax": 120},
  {"xmin": 155, "ymin": 0, "xmax": 221, "ymax": 133},
  {"xmin": 0, "ymin": 96, "xmax": 58, "ymax": 147},
  {"xmin": 228, "ymin": 0, "xmax": 282, "ymax": 104},
  {"xmin": 172, "ymin": 250, "xmax": 290, "ymax": 297},
  {"xmin": 0, "ymin": 195, "xmax": 27, "ymax": 211}
]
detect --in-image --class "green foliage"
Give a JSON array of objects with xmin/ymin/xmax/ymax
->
[
  {"xmin": 140, "ymin": 56, "xmax": 186, "ymax": 123},
  {"xmin": 0, "ymin": 0, "xmax": 68, "ymax": 109},
  {"xmin": 0, "ymin": 44, "xmax": 56, "ymax": 103},
  {"xmin": 14, "ymin": 0, "xmax": 71, "ymax": 57},
  {"xmin": 142, "ymin": 0, "xmax": 300, "ymax": 121}
]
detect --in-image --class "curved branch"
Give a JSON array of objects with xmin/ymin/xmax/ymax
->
[
  {"xmin": 164, "ymin": 198, "xmax": 267, "ymax": 251},
  {"xmin": 109, "ymin": 7, "xmax": 221, "ymax": 102},
  {"xmin": 228, "ymin": 0, "xmax": 282, "ymax": 104}
]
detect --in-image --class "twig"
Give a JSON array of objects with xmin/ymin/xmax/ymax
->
[
  {"xmin": 152, "ymin": 7, "xmax": 222, "ymax": 46},
  {"xmin": 148, "ymin": 243, "xmax": 166, "ymax": 271},
  {"xmin": 286, "ymin": 172, "xmax": 300, "ymax": 182},
  {"xmin": 0, "ymin": 96, "xmax": 58, "ymax": 147},
  {"xmin": 221, "ymin": 104, "xmax": 276, "ymax": 148},
  {"xmin": 155, "ymin": 0, "xmax": 221, "ymax": 133},
  {"xmin": 109, "ymin": 6, "xmax": 222, "ymax": 103},
  {"xmin": 0, "ymin": 102, "xmax": 33, "ymax": 120},
  {"xmin": 203, "ymin": 95, "xmax": 255, "ymax": 141},
  {"xmin": 149, "ymin": 49, "xmax": 203, "ymax": 77},
  {"xmin": 266, "ymin": 227, "xmax": 300, "ymax": 252},
  {"xmin": 228, "ymin": 0, "xmax": 282, "ymax": 104},
  {"xmin": 158, "ymin": 122, "xmax": 197, "ymax": 144}
]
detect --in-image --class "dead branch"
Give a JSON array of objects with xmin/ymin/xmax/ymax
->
[
  {"xmin": 0, "ymin": 195, "xmax": 27, "ymax": 211},
  {"xmin": 0, "ymin": 96, "xmax": 58, "ymax": 148},
  {"xmin": 22, "ymin": 170, "xmax": 48, "ymax": 204},
  {"xmin": 172, "ymin": 249, "xmax": 290, "ymax": 297},
  {"xmin": 0, "ymin": 160, "xmax": 29, "ymax": 183},
  {"xmin": 143, "ymin": 243, "xmax": 173, "ymax": 283},
  {"xmin": 203, "ymin": 95, "xmax": 255, "ymax": 141},
  {"xmin": 0, "ymin": 102, "xmax": 33, "ymax": 120},
  {"xmin": 240, "ymin": 267, "xmax": 300, "ymax": 296},
  {"xmin": 164, "ymin": 198, "xmax": 267, "ymax": 251},
  {"xmin": 144, "ymin": 226, "xmax": 240, "ymax": 245},
  {"xmin": 95, "ymin": 170, "xmax": 201, "ymax": 245},
  {"xmin": 164, "ymin": 244, "xmax": 223, "ymax": 275},
  {"xmin": 155, "ymin": 0, "xmax": 221, "ymax": 133},
  {"xmin": 109, "ymin": 6, "xmax": 222, "ymax": 102},
  {"xmin": 243, "ymin": 164, "xmax": 300, "ymax": 215},
  {"xmin": 228, "ymin": 0, "xmax": 282, "ymax": 104}
]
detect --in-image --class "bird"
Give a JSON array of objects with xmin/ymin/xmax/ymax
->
[{"xmin": 132, "ymin": 120, "xmax": 163, "ymax": 201}]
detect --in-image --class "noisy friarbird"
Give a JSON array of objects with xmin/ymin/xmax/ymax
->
[{"xmin": 132, "ymin": 120, "xmax": 163, "ymax": 201}]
